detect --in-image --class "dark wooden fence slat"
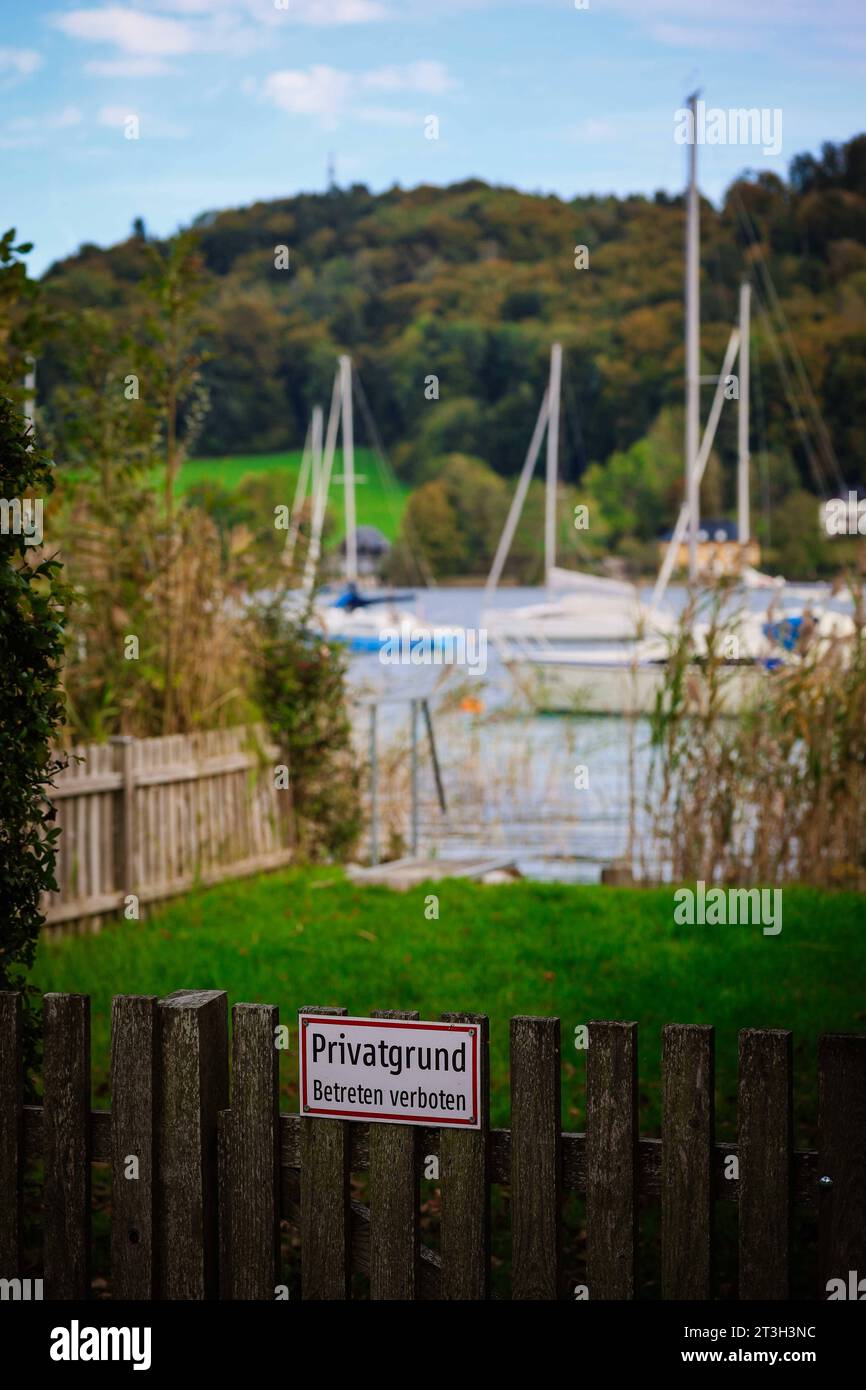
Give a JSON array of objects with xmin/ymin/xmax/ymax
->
[
  {"xmin": 110, "ymin": 995, "xmax": 159, "ymax": 1299},
  {"xmin": 369, "ymin": 1009, "xmax": 420, "ymax": 1300},
  {"xmin": 440, "ymin": 1012, "xmax": 490, "ymax": 1300},
  {"xmin": 586, "ymin": 1020, "xmax": 638, "ymax": 1299},
  {"xmin": 43, "ymin": 993, "xmax": 91, "ymax": 1299},
  {"xmin": 218, "ymin": 1110, "xmax": 231, "ymax": 1301},
  {"xmin": 510, "ymin": 1015, "xmax": 562, "ymax": 1299},
  {"xmin": 738, "ymin": 1028, "xmax": 792, "ymax": 1300},
  {"xmin": 818, "ymin": 1033, "xmax": 866, "ymax": 1297},
  {"xmin": 299, "ymin": 1005, "xmax": 351, "ymax": 1300},
  {"xmin": 661, "ymin": 1023, "xmax": 714, "ymax": 1299},
  {"xmin": 157, "ymin": 989, "xmax": 228, "ymax": 1299},
  {"xmin": 0, "ymin": 992, "xmax": 23, "ymax": 1278},
  {"xmin": 283, "ymin": 1177, "xmax": 444, "ymax": 1298},
  {"xmin": 224, "ymin": 1003, "xmax": 280, "ymax": 1299}
]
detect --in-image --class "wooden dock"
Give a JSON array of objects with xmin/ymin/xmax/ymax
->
[{"xmin": 346, "ymin": 854, "xmax": 522, "ymax": 891}]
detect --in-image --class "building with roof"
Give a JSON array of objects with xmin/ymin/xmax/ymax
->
[
  {"xmin": 657, "ymin": 518, "xmax": 761, "ymax": 577},
  {"xmin": 338, "ymin": 525, "xmax": 391, "ymax": 577}
]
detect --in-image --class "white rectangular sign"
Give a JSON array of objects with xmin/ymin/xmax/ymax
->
[{"xmin": 299, "ymin": 1014, "xmax": 481, "ymax": 1129}]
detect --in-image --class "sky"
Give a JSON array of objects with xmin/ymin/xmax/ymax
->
[{"xmin": 2, "ymin": 0, "xmax": 866, "ymax": 276}]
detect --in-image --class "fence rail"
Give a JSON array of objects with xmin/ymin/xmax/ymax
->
[
  {"xmin": 43, "ymin": 726, "xmax": 292, "ymax": 928},
  {"xmin": 1, "ymin": 990, "xmax": 864, "ymax": 1300}
]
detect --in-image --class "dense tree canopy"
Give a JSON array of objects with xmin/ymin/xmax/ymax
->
[{"xmin": 37, "ymin": 137, "xmax": 866, "ymax": 520}]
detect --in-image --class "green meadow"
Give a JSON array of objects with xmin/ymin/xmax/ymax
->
[
  {"xmin": 178, "ymin": 448, "xmax": 410, "ymax": 541},
  {"xmin": 33, "ymin": 869, "xmax": 864, "ymax": 1145}
]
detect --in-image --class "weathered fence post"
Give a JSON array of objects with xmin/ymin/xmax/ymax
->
[
  {"xmin": 510, "ymin": 1015, "xmax": 562, "ymax": 1299},
  {"xmin": 661, "ymin": 1023, "xmax": 715, "ymax": 1299},
  {"xmin": 111, "ymin": 995, "xmax": 159, "ymax": 1299},
  {"xmin": 818, "ymin": 1033, "xmax": 866, "ymax": 1298},
  {"xmin": 586, "ymin": 1020, "xmax": 639, "ymax": 1299},
  {"xmin": 738, "ymin": 1028, "xmax": 792, "ymax": 1299},
  {"xmin": 0, "ymin": 992, "xmax": 23, "ymax": 1279},
  {"xmin": 299, "ymin": 1006, "xmax": 351, "ymax": 1300},
  {"xmin": 111, "ymin": 735, "xmax": 136, "ymax": 908},
  {"xmin": 43, "ymin": 993, "xmax": 91, "ymax": 1299},
  {"xmin": 369, "ymin": 1009, "xmax": 420, "ymax": 1299},
  {"xmin": 221, "ymin": 1002, "xmax": 281, "ymax": 1299},
  {"xmin": 440, "ymin": 1012, "xmax": 490, "ymax": 1300},
  {"xmin": 157, "ymin": 989, "xmax": 228, "ymax": 1299}
]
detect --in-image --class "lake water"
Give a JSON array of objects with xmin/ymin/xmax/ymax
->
[
  {"xmin": 342, "ymin": 579, "xmax": 853, "ymax": 881},
  {"xmin": 344, "ymin": 585, "xmax": 658, "ymax": 882}
]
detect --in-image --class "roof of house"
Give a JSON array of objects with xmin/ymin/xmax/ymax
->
[
  {"xmin": 658, "ymin": 518, "xmax": 740, "ymax": 543},
  {"xmin": 339, "ymin": 525, "xmax": 391, "ymax": 555}
]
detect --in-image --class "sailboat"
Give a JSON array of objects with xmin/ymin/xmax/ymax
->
[
  {"xmin": 492, "ymin": 93, "xmax": 846, "ymax": 715},
  {"xmin": 292, "ymin": 355, "xmax": 466, "ymax": 657},
  {"xmin": 481, "ymin": 343, "xmax": 676, "ymax": 649}
]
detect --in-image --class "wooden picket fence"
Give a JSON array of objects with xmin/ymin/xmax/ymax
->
[
  {"xmin": 1, "ymin": 989, "xmax": 864, "ymax": 1300},
  {"xmin": 43, "ymin": 725, "xmax": 293, "ymax": 928}
]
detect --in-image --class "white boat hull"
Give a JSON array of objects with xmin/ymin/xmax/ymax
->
[
  {"xmin": 504, "ymin": 653, "xmax": 770, "ymax": 716},
  {"xmin": 483, "ymin": 590, "xmax": 674, "ymax": 647}
]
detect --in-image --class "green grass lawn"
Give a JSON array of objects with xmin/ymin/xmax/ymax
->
[
  {"xmin": 33, "ymin": 869, "xmax": 865, "ymax": 1146},
  {"xmin": 177, "ymin": 449, "xmax": 305, "ymax": 493},
  {"xmin": 179, "ymin": 449, "xmax": 409, "ymax": 541}
]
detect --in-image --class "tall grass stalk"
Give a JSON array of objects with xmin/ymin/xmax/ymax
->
[{"xmin": 647, "ymin": 579, "xmax": 866, "ymax": 888}]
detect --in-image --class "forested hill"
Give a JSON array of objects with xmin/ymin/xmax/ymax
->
[{"xmin": 40, "ymin": 136, "xmax": 866, "ymax": 496}]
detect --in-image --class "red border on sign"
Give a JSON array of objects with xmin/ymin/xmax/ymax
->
[{"xmin": 299, "ymin": 1015, "xmax": 480, "ymax": 1128}]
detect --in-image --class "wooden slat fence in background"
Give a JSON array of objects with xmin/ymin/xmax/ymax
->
[
  {"xmin": 43, "ymin": 724, "xmax": 292, "ymax": 928},
  {"xmin": 1, "ymin": 989, "xmax": 864, "ymax": 1301}
]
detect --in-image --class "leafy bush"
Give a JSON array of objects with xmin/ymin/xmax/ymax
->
[
  {"xmin": 251, "ymin": 595, "xmax": 361, "ymax": 861},
  {"xmin": 0, "ymin": 394, "xmax": 68, "ymax": 1058},
  {"xmin": 1, "ymin": 230, "xmax": 68, "ymax": 1063}
]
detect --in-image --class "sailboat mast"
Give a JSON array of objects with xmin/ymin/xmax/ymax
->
[
  {"xmin": 340, "ymin": 354, "xmax": 357, "ymax": 583},
  {"xmin": 311, "ymin": 402, "xmax": 323, "ymax": 504},
  {"xmin": 24, "ymin": 356, "xmax": 36, "ymax": 437},
  {"xmin": 302, "ymin": 366, "xmax": 342, "ymax": 594},
  {"xmin": 685, "ymin": 91, "xmax": 701, "ymax": 580},
  {"xmin": 544, "ymin": 341, "xmax": 562, "ymax": 586},
  {"xmin": 737, "ymin": 280, "xmax": 751, "ymax": 546}
]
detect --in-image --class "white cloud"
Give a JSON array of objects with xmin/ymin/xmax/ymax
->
[
  {"xmin": 50, "ymin": 0, "xmax": 393, "ymax": 81},
  {"xmin": 361, "ymin": 61, "xmax": 454, "ymax": 94},
  {"xmin": 606, "ymin": 0, "xmax": 856, "ymax": 20},
  {"xmin": 50, "ymin": 2, "xmax": 291, "ymax": 68},
  {"xmin": 136, "ymin": 0, "xmax": 215, "ymax": 11},
  {"xmin": 606, "ymin": 0, "xmax": 862, "ymax": 48},
  {"xmin": 0, "ymin": 47, "xmax": 42, "ymax": 77},
  {"xmin": 52, "ymin": 7, "xmax": 196, "ymax": 56},
  {"xmin": 101, "ymin": 0, "xmax": 390, "ymax": 26},
  {"xmin": 54, "ymin": 105, "xmax": 84, "ymax": 129},
  {"xmin": 262, "ymin": 66, "xmax": 353, "ymax": 124},
  {"xmin": 85, "ymin": 56, "xmax": 178, "ymax": 76},
  {"xmin": 9, "ymin": 105, "xmax": 83, "ymax": 132},
  {"xmin": 280, "ymin": 0, "xmax": 389, "ymax": 21},
  {"xmin": 0, "ymin": 104, "xmax": 83, "ymax": 149},
  {"xmin": 356, "ymin": 105, "xmax": 419, "ymax": 126},
  {"xmin": 260, "ymin": 60, "xmax": 455, "ymax": 128},
  {"xmin": 98, "ymin": 104, "xmax": 138, "ymax": 125}
]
